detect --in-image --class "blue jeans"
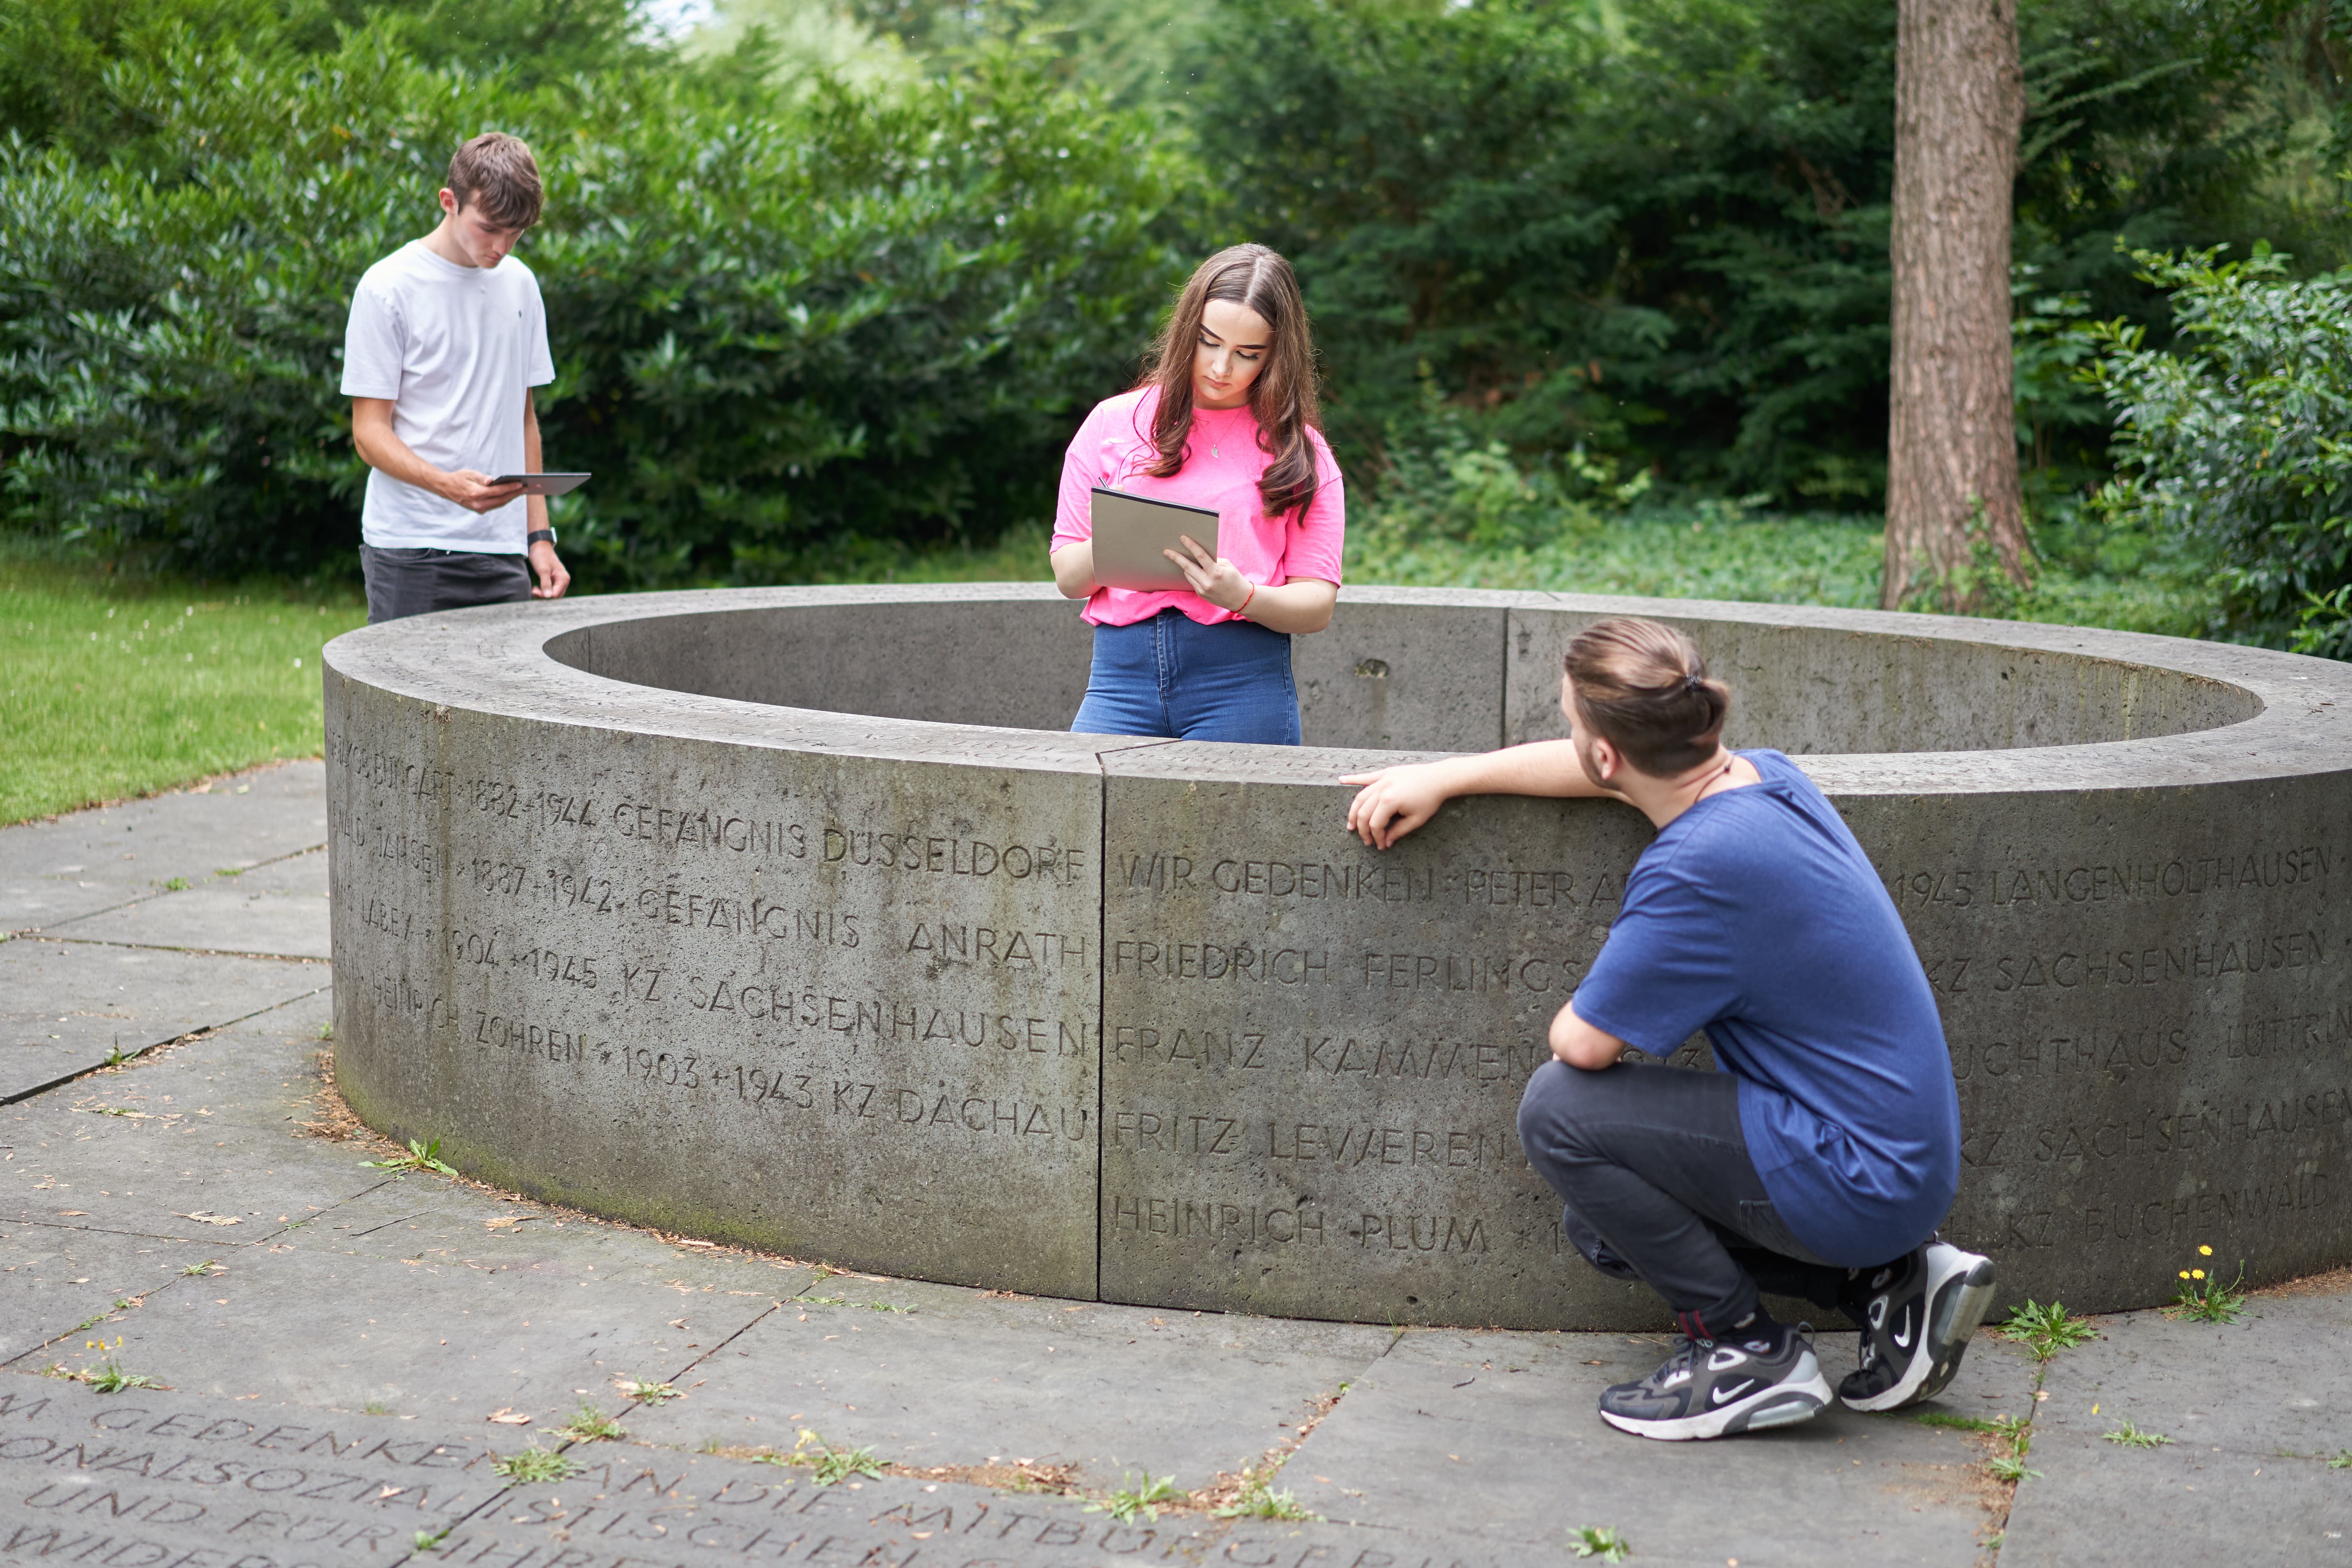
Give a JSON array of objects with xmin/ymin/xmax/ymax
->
[{"xmin": 1072, "ymin": 609, "xmax": 1301, "ymax": 745}]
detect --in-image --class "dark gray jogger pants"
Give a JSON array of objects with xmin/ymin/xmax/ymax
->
[{"xmin": 1516, "ymin": 1058, "xmax": 1875, "ymax": 1335}]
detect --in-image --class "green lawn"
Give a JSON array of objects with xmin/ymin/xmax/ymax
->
[
  {"xmin": 1, "ymin": 547, "xmax": 368, "ymax": 823},
  {"xmin": 0, "ymin": 513, "xmax": 2219, "ymax": 826}
]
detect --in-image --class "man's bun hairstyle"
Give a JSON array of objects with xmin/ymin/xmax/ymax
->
[
  {"xmin": 1563, "ymin": 616, "xmax": 1730, "ymax": 777},
  {"xmin": 448, "ymin": 131, "xmax": 543, "ymax": 230}
]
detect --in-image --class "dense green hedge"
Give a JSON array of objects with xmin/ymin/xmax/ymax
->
[{"xmin": 0, "ymin": 25, "xmax": 1194, "ymax": 585}]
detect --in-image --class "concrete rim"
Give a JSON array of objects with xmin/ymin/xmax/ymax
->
[{"xmin": 325, "ymin": 583, "xmax": 2352, "ymax": 789}]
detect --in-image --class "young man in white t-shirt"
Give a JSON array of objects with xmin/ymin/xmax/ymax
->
[{"xmin": 343, "ymin": 131, "xmax": 571, "ymax": 623}]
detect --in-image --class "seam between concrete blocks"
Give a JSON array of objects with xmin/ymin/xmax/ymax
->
[{"xmin": 1085, "ymin": 737, "xmax": 1184, "ymax": 1307}]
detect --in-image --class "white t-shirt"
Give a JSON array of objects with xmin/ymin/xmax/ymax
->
[{"xmin": 340, "ymin": 240, "xmax": 556, "ymax": 552}]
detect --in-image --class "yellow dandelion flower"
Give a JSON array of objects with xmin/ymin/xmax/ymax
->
[
  {"xmin": 2198, "ymin": 1245, "xmax": 2212, "ymax": 1256},
  {"xmin": 2191, "ymin": 1269, "xmax": 2205, "ymax": 1280},
  {"xmin": 2178, "ymin": 1270, "xmax": 2190, "ymax": 1279}
]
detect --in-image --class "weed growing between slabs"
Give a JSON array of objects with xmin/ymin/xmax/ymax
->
[
  {"xmin": 1984, "ymin": 1416, "xmax": 2042, "ymax": 1482},
  {"xmin": 555, "ymin": 1404, "xmax": 627, "ymax": 1443},
  {"xmin": 1912, "ymin": 1298, "xmax": 2106, "ymax": 1536},
  {"xmin": 1570, "ymin": 1525, "xmax": 1632, "ymax": 1561},
  {"xmin": 2165, "ymin": 1244, "xmax": 2249, "ymax": 1323},
  {"xmin": 1212, "ymin": 1474, "xmax": 1317, "ymax": 1522},
  {"xmin": 1086, "ymin": 1473, "xmax": 1186, "ymax": 1525},
  {"xmin": 1994, "ymin": 1299, "xmax": 2098, "ymax": 1361},
  {"xmin": 2103, "ymin": 1419, "xmax": 2172, "ymax": 1448},
  {"xmin": 494, "ymin": 1445, "xmax": 583, "ymax": 1483},
  {"xmin": 43, "ymin": 1337, "xmax": 167, "ymax": 1392},
  {"xmin": 776, "ymin": 1430, "xmax": 886, "ymax": 1486},
  {"xmin": 363, "ymin": 1137, "xmax": 459, "ymax": 1177}
]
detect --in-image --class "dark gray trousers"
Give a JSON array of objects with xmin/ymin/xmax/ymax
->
[
  {"xmin": 360, "ymin": 545, "xmax": 531, "ymax": 624},
  {"xmin": 1517, "ymin": 1058, "xmax": 1874, "ymax": 1337}
]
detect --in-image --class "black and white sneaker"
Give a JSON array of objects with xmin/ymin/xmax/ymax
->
[
  {"xmin": 1598, "ymin": 1325, "xmax": 1833, "ymax": 1441},
  {"xmin": 1840, "ymin": 1241, "xmax": 1999, "ymax": 1412}
]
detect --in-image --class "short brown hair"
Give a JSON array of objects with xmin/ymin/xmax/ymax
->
[
  {"xmin": 1564, "ymin": 617, "xmax": 1730, "ymax": 776},
  {"xmin": 447, "ymin": 132, "xmax": 542, "ymax": 229}
]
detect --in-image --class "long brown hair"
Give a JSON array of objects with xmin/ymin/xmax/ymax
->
[
  {"xmin": 1563, "ymin": 618, "xmax": 1731, "ymax": 777},
  {"xmin": 1134, "ymin": 244, "xmax": 1322, "ymax": 519}
]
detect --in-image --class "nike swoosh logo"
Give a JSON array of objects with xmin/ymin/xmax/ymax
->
[
  {"xmin": 1709, "ymin": 1380, "xmax": 1757, "ymax": 1406},
  {"xmin": 1892, "ymin": 1308, "xmax": 1916, "ymax": 1350}
]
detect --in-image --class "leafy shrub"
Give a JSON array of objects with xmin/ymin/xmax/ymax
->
[
  {"xmin": 2084, "ymin": 243, "xmax": 2352, "ymax": 654},
  {"xmin": 0, "ymin": 26, "xmax": 1196, "ymax": 585}
]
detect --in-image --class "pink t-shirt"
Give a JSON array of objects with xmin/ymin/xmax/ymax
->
[{"xmin": 1051, "ymin": 386, "xmax": 1346, "ymax": 627}]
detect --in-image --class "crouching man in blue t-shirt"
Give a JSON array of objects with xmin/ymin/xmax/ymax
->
[{"xmin": 1342, "ymin": 616, "xmax": 1996, "ymax": 1441}]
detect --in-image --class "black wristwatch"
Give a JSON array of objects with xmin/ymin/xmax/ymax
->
[{"xmin": 527, "ymin": 528, "xmax": 557, "ymax": 546}]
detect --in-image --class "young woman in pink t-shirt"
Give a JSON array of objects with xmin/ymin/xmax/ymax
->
[{"xmin": 1050, "ymin": 244, "xmax": 1344, "ymax": 744}]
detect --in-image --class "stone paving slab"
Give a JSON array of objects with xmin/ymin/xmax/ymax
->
[
  {"xmin": 470, "ymin": 1451, "xmax": 1545, "ymax": 1568},
  {"xmin": 0, "ymin": 762, "xmax": 327, "ymax": 933},
  {"xmin": 0, "ymin": 1373, "xmax": 503, "ymax": 1555},
  {"xmin": 95, "ymin": 1217, "xmax": 785, "ymax": 1422},
  {"xmin": 1998, "ymin": 1432, "xmax": 2352, "ymax": 1567},
  {"xmin": 622, "ymin": 1273, "xmax": 1394, "ymax": 1490},
  {"xmin": 1998, "ymin": 1286, "xmax": 2352, "ymax": 1565},
  {"xmin": 2022, "ymin": 1287, "xmax": 2352, "ymax": 1460},
  {"xmin": 42, "ymin": 848, "xmax": 331, "ymax": 960},
  {"xmin": 1279, "ymin": 1325, "xmax": 2029, "ymax": 1565},
  {"xmin": 1, "ymin": 991, "xmax": 378, "ymax": 1238},
  {"xmin": 0, "ymin": 1221, "xmax": 192, "ymax": 1367},
  {"xmin": 0, "ymin": 938, "xmax": 327, "ymax": 1102},
  {"xmin": 0, "ymin": 1373, "xmax": 1537, "ymax": 1568}
]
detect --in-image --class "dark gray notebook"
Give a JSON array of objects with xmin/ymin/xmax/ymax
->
[
  {"xmin": 490, "ymin": 472, "xmax": 591, "ymax": 497},
  {"xmin": 1090, "ymin": 488, "xmax": 1220, "ymax": 591}
]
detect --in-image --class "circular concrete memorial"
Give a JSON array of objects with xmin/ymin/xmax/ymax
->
[{"xmin": 323, "ymin": 585, "xmax": 2352, "ymax": 1330}]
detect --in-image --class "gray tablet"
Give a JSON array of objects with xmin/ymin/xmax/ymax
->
[
  {"xmin": 491, "ymin": 472, "xmax": 591, "ymax": 497},
  {"xmin": 1090, "ymin": 488, "xmax": 1220, "ymax": 592}
]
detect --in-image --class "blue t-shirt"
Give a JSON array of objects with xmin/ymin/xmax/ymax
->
[{"xmin": 1569, "ymin": 750, "xmax": 1959, "ymax": 1266}]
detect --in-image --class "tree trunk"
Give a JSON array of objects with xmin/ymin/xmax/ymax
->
[{"xmin": 1883, "ymin": 0, "xmax": 2027, "ymax": 612}]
